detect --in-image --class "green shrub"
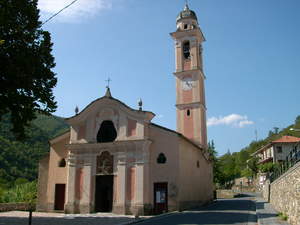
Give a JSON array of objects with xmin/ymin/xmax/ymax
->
[
  {"xmin": 278, "ymin": 212, "xmax": 288, "ymax": 221},
  {"xmin": 0, "ymin": 181, "xmax": 37, "ymax": 204},
  {"xmin": 14, "ymin": 178, "xmax": 29, "ymax": 186},
  {"xmin": 258, "ymin": 162, "xmax": 280, "ymax": 173}
]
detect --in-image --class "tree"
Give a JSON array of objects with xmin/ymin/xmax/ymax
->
[
  {"xmin": 0, "ymin": 0, "xmax": 57, "ymax": 139},
  {"xmin": 246, "ymin": 157, "xmax": 259, "ymax": 176},
  {"xmin": 207, "ymin": 140, "xmax": 217, "ymax": 161},
  {"xmin": 295, "ymin": 115, "xmax": 300, "ymax": 125},
  {"xmin": 273, "ymin": 127, "xmax": 279, "ymax": 134},
  {"xmin": 207, "ymin": 140, "xmax": 221, "ymax": 183}
]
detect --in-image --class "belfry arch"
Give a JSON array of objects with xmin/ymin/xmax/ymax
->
[{"xmin": 97, "ymin": 120, "xmax": 117, "ymax": 143}]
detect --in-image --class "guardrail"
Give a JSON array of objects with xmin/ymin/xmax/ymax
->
[{"xmin": 270, "ymin": 147, "xmax": 300, "ymax": 182}]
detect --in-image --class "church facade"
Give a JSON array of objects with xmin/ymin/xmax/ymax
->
[{"xmin": 37, "ymin": 4, "xmax": 213, "ymax": 215}]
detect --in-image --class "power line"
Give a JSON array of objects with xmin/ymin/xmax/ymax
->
[
  {"xmin": 41, "ymin": 0, "xmax": 80, "ymax": 25},
  {"xmin": 1, "ymin": 0, "xmax": 80, "ymax": 49}
]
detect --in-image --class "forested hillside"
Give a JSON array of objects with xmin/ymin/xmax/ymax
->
[
  {"xmin": 213, "ymin": 115, "xmax": 300, "ymax": 186},
  {"xmin": 0, "ymin": 114, "xmax": 68, "ymax": 188}
]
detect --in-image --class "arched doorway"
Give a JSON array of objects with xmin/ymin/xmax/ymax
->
[{"xmin": 97, "ymin": 120, "xmax": 117, "ymax": 143}]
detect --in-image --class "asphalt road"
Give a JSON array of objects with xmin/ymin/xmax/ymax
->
[
  {"xmin": 137, "ymin": 194, "xmax": 257, "ymax": 225},
  {"xmin": 0, "ymin": 194, "xmax": 257, "ymax": 225}
]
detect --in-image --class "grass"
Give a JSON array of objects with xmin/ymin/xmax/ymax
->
[{"xmin": 278, "ymin": 212, "xmax": 288, "ymax": 221}]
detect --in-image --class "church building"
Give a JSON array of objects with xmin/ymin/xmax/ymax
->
[{"xmin": 37, "ymin": 4, "xmax": 213, "ymax": 215}]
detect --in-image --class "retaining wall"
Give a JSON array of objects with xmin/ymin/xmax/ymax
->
[
  {"xmin": 0, "ymin": 203, "xmax": 33, "ymax": 212},
  {"xmin": 269, "ymin": 162, "xmax": 300, "ymax": 225}
]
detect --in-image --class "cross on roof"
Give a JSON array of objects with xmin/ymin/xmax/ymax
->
[{"xmin": 105, "ymin": 78, "xmax": 111, "ymax": 88}]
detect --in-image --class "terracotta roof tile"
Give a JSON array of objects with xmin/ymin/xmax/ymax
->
[{"xmin": 271, "ymin": 135, "xmax": 300, "ymax": 143}]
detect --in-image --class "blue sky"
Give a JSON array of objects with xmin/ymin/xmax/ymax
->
[{"xmin": 38, "ymin": 0, "xmax": 300, "ymax": 156}]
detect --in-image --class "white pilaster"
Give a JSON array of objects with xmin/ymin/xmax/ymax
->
[
  {"xmin": 80, "ymin": 158, "xmax": 92, "ymax": 213},
  {"xmin": 65, "ymin": 158, "xmax": 76, "ymax": 213}
]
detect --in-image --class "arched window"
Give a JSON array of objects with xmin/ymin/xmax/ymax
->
[
  {"xmin": 157, "ymin": 153, "xmax": 167, "ymax": 164},
  {"xmin": 97, "ymin": 120, "xmax": 117, "ymax": 143},
  {"xmin": 183, "ymin": 41, "xmax": 190, "ymax": 59},
  {"xmin": 187, "ymin": 109, "xmax": 191, "ymax": 116},
  {"xmin": 197, "ymin": 160, "xmax": 200, "ymax": 168},
  {"xmin": 58, "ymin": 158, "xmax": 66, "ymax": 167},
  {"xmin": 184, "ymin": 24, "xmax": 188, "ymax": 29},
  {"xmin": 96, "ymin": 151, "xmax": 114, "ymax": 175}
]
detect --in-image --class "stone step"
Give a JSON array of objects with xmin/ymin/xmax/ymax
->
[{"xmin": 255, "ymin": 196, "xmax": 290, "ymax": 225}]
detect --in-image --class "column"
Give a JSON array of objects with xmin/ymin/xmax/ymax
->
[
  {"xmin": 135, "ymin": 162, "xmax": 144, "ymax": 215},
  {"xmin": 65, "ymin": 163, "xmax": 76, "ymax": 213},
  {"xmin": 115, "ymin": 162, "xmax": 127, "ymax": 214},
  {"xmin": 135, "ymin": 140, "xmax": 152, "ymax": 215},
  {"xmin": 80, "ymin": 159, "xmax": 92, "ymax": 213}
]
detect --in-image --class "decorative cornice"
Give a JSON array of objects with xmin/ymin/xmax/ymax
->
[
  {"xmin": 174, "ymin": 68, "xmax": 206, "ymax": 80},
  {"xmin": 170, "ymin": 28, "xmax": 205, "ymax": 42},
  {"xmin": 66, "ymin": 139, "xmax": 150, "ymax": 152},
  {"xmin": 176, "ymin": 102, "xmax": 206, "ymax": 110}
]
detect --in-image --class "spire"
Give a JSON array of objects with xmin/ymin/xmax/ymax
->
[
  {"xmin": 176, "ymin": 0, "xmax": 198, "ymax": 22},
  {"xmin": 105, "ymin": 86, "xmax": 112, "ymax": 97},
  {"xmin": 75, "ymin": 106, "xmax": 79, "ymax": 115},
  {"xmin": 184, "ymin": 0, "xmax": 189, "ymax": 11},
  {"xmin": 104, "ymin": 77, "xmax": 112, "ymax": 97},
  {"xmin": 138, "ymin": 98, "xmax": 143, "ymax": 111}
]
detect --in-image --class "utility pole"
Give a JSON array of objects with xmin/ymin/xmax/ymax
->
[{"xmin": 255, "ymin": 129, "xmax": 258, "ymax": 141}]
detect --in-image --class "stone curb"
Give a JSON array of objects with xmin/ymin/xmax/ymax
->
[{"xmin": 118, "ymin": 211, "xmax": 179, "ymax": 225}]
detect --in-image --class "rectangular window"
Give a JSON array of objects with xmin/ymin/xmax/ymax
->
[{"xmin": 276, "ymin": 146, "xmax": 282, "ymax": 153}]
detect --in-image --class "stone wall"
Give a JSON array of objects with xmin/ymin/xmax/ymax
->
[
  {"xmin": 216, "ymin": 190, "xmax": 237, "ymax": 199},
  {"xmin": 0, "ymin": 203, "xmax": 33, "ymax": 212},
  {"xmin": 262, "ymin": 179, "xmax": 270, "ymax": 202},
  {"xmin": 270, "ymin": 161, "xmax": 300, "ymax": 225}
]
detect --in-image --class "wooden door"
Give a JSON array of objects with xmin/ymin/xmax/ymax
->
[
  {"xmin": 95, "ymin": 175, "xmax": 114, "ymax": 212},
  {"xmin": 54, "ymin": 184, "xmax": 65, "ymax": 210},
  {"xmin": 154, "ymin": 182, "xmax": 168, "ymax": 214}
]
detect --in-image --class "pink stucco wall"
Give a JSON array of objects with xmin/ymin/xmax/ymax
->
[
  {"xmin": 46, "ymin": 134, "xmax": 70, "ymax": 205},
  {"xmin": 148, "ymin": 125, "xmax": 180, "ymax": 210},
  {"xmin": 178, "ymin": 139, "xmax": 213, "ymax": 205}
]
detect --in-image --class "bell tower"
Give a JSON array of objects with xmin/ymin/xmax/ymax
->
[{"xmin": 170, "ymin": 3, "xmax": 207, "ymax": 148}]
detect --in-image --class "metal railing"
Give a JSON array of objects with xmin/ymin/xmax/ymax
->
[{"xmin": 270, "ymin": 145, "xmax": 300, "ymax": 182}]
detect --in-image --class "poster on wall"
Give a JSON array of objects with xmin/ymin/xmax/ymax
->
[
  {"xmin": 156, "ymin": 190, "xmax": 166, "ymax": 203},
  {"xmin": 156, "ymin": 191, "xmax": 161, "ymax": 203}
]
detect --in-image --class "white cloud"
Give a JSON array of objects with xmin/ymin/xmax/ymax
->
[
  {"xmin": 207, "ymin": 114, "xmax": 254, "ymax": 128},
  {"xmin": 238, "ymin": 120, "xmax": 254, "ymax": 127},
  {"xmin": 38, "ymin": 0, "xmax": 112, "ymax": 23}
]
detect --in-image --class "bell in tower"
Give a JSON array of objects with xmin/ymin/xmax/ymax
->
[{"xmin": 170, "ymin": 3, "xmax": 208, "ymax": 149}]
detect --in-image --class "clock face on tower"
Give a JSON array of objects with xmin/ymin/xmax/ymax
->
[{"xmin": 182, "ymin": 77, "xmax": 194, "ymax": 91}]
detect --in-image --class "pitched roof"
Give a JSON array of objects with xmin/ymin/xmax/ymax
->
[
  {"xmin": 149, "ymin": 123, "xmax": 211, "ymax": 162},
  {"xmin": 271, "ymin": 135, "xmax": 300, "ymax": 143},
  {"xmin": 66, "ymin": 94, "xmax": 155, "ymax": 122},
  {"xmin": 252, "ymin": 135, "xmax": 300, "ymax": 156}
]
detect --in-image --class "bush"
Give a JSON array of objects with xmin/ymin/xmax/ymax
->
[
  {"xmin": 278, "ymin": 212, "xmax": 288, "ymax": 221},
  {"xmin": 258, "ymin": 162, "xmax": 280, "ymax": 173},
  {"xmin": 0, "ymin": 181, "xmax": 37, "ymax": 204}
]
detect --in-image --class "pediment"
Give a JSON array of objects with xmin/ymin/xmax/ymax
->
[
  {"xmin": 64, "ymin": 95, "xmax": 156, "ymax": 143},
  {"xmin": 66, "ymin": 96, "xmax": 155, "ymax": 126}
]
